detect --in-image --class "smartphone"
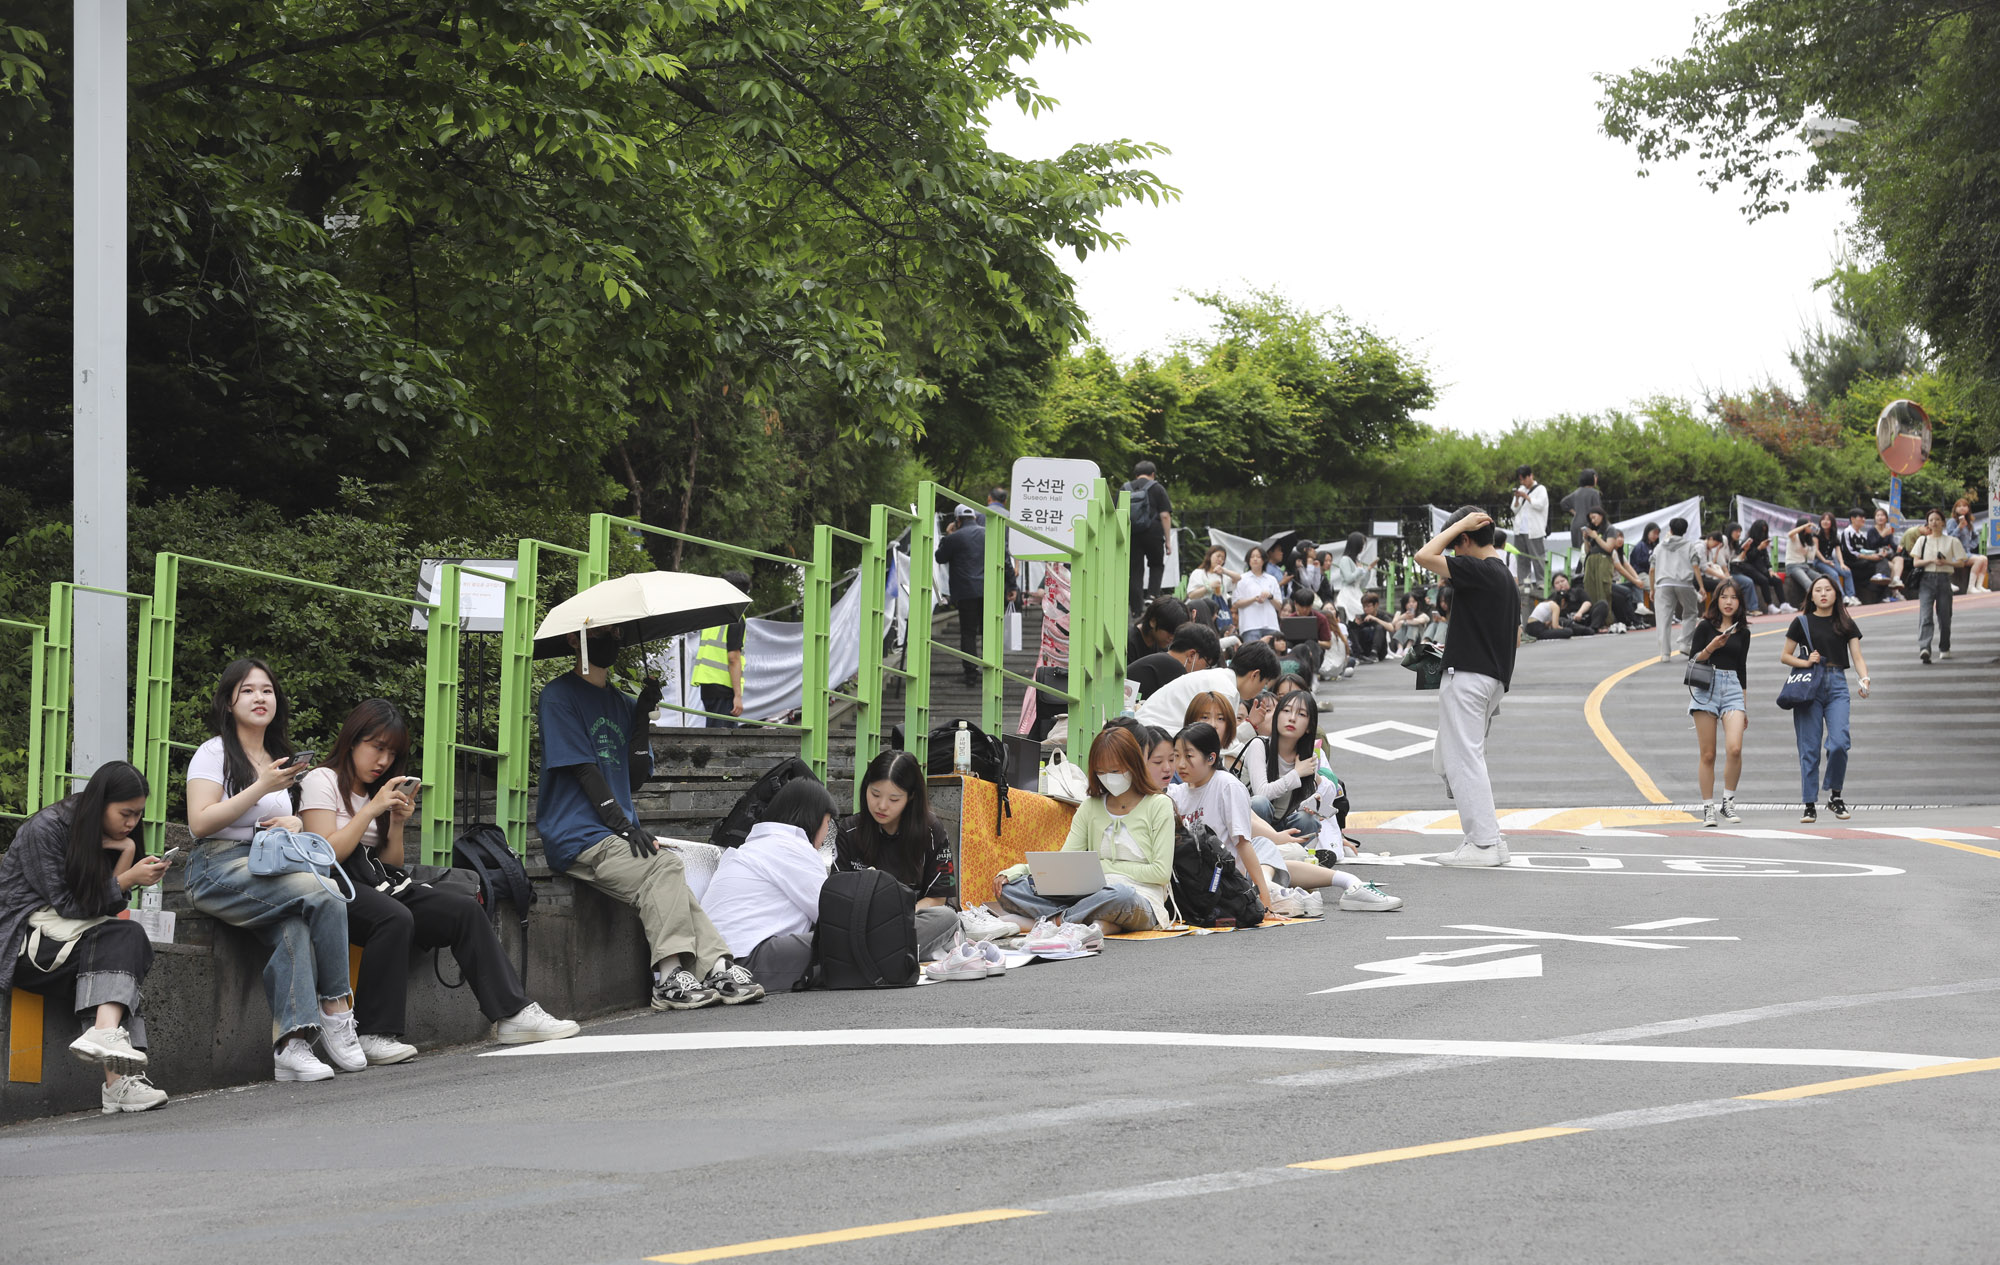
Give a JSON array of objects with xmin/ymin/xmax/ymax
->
[
  {"xmin": 282, "ymin": 750, "xmax": 315, "ymax": 769},
  {"xmin": 396, "ymin": 777, "xmax": 421, "ymax": 792},
  {"xmin": 158, "ymin": 847, "xmax": 184, "ymax": 865}
]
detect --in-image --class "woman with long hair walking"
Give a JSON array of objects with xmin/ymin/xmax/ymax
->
[
  {"xmin": 1687, "ymin": 583, "xmax": 1751, "ymax": 827},
  {"xmin": 1780, "ymin": 575, "xmax": 1870, "ymax": 824}
]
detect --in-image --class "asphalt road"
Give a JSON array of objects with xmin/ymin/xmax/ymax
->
[{"xmin": 2, "ymin": 600, "xmax": 1996, "ymax": 1265}]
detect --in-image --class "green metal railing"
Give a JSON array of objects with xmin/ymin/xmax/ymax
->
[
  {"xmin": 494, "ymin": 539, "xmax": 591, "ymax": 859},
  {"xmin": 0, "ymin": 617, "xmax": 47, "ymax": 822},
  {"xmin": 37, "ymin": 584, "xmax": 153, "ymax": 807}
]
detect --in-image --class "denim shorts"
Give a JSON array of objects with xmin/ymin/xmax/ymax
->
[{"xmin": 1688, "ymin": 667, "xmax": 1746, "ymax": 716}]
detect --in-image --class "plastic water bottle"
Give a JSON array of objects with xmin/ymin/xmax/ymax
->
[{"xmin": 953, "ymin": 721, "xmax": 971, "ymax": 774}]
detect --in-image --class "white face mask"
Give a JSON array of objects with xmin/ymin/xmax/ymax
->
[{"xmin": 1097, "ymin": 771, "xmax": 1132, "ymax": 797}]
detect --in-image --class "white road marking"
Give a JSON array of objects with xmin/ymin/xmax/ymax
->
[
  {"xmin": 1564, "ymin": 823, "xmax": 1666, "ymax": 837},
  {"xmin": 1374, "ymin": 810, "xmax": 1459, "ymax": 834},
  {"xmin": 479, "ymin": 1027, "xmax": 1963, "ymax": 1071},
  {"xmin": 1260, "ymin": 976, "xmax": 2000, "ymax": 1089},
  {"xmin": 1384, "ymin": 923, "xmax": 1742, "ymax": 951},
  {"xmin": 825, "ymin": 1098, "xmax": 1192, "ymax": 1155},
  {"xmin": 1322, "ymin": 720, "xmax": 1436, "ymax": 761},
  {"xmin": 1316, "ymin": 946, "xmax": 1544, "ymax": 992},
  {"xmin": 1384, "ymin": 852, "xmax": 1905, "ymax": 878},
  {"xmin": 1860, "ymin": 827, "xmax": 1990, "ymax": 841},
  {"xmin": 1713, "ymin": 829, "xmax": 1826, "ymax": 840},
  {"xmin": 1498, "ymin": 808, "xmax": 1569, "ymax": 830},
  {"xmin": 1617, "ymin": 917, "xmax": 1719, "ymax": 930},
  {"xmin": 1555, "ymin": 1098, "xmax": 1817, "ymax": 1132},
  {"xmin": 1030, "ymin": 1165, "xmax": 1317, "ymax": 1212}
]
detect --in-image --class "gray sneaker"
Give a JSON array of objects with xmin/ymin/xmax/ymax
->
[
  {"xmin": 101, "ymin": 1072, "xmax": 168, "ymax": 1115},
  {"xmin": 704, "ymin": 960, "xmax": 766, "ymax": 1006},
  {"xmin": 652, "ymin": 969, "xmax": 719, "ymax": 1010}
]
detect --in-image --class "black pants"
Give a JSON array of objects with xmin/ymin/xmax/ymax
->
[
  {"xmin": 13, "ymin": 917, "xmax": 153, "ymax": 1049},
  {"xmin": 1129, "ymin": 533, "xmax": 1164, "ymax": 615},
  {"xmin": 698, "ymin": 683, "xmax": 740, "ymax": 728},
  {"xmin": 1348, "ymin": 621, "xmax": 1386, "ymax": 661},
  {"xmin": 347, "ymin": 882, "xmax": 531, "ymax": 1035},
  {"xmin": 953, "ymin": 599, "xmax": 984, "ymax": 682}
]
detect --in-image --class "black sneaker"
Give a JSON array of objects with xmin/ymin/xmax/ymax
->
[
  {"xmin": 1828, "ymin": 795, "xmax": 1851, "ymax": 820},
  {"xmin": 1800, "ymin": 803, "xmax": 1818, "ymax": 825},
  {"xmin": 1920, "ymin": 647, "xmax": 1931, "ymax": 664},
  {"xmin": 1313, "ymin": 848, "xmax": 1342, "ymax": 868},
  {"xmin": 1719, "ymin": 798, "xmax": 1742, "ymax": 824},
  {"xmin": 651, "ymin": 969, "xmax": 719, "ymax": 1011},
  {"xmin": 705, "ymin": 960, "xmax": 765, "ymax": 1006}
]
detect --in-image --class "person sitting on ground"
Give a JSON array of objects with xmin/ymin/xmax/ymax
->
[
  {"xmin": 1525, "ymin": 580, "xmax": 1594, "ymax": 639},
  {"xmin": 1135, "ymin": 639, "xmax": 1281, "ymax": 732},
  {"xmin": 1703, "ymin": 530, "xmax": 1759, "ymax": 614},
  {"xmin": 1182, "ymin": 690, "xmax": 1238, "ymax": 754},
  {"xmin": 1606, "ymin": 529, "xmax": 1652, "ymax": 628},
  {"xmin": 1271, "ymin": 586, "xmax": 1331, "ymax": 678},
  {"xmin": 1426, "ymin": 586, "xmax": 1452, "ymax": 643},
  {"xmin": 1349, "ymin": 590, "xmax": 1395, "ymax": 662},
  {"xmin": 1388, "ymin": 592, "xmax": 1432, "ymax": 650},
  {"xmin": 832, "ymin": 749, "xmax": 960, "ymax": 961},
  {"xmin": 1127, "ymin": 595, "xmax": 1190, "ymax": 663},
  {"xmin": 301, "ymin": 699, "xmax": 577, "ymax": 1056},
  {"xmin": 0, "ymin": 760, "xmax": 170, "ymax": 1114},
  {"xmin": 992, "ymin": 726, "xmax": 1173, "ymax": 941},
  {"xmin": 536, "ymin": 623, "xmax": 763, "ymax": 1011},
  {"xmin": 1948, "ymin": 499, "xmax": 1988, "ymax": 593},
  {"xmin": 1126, "ymin": 622, "xmax": 1221, "ymax": 705},
  {"xmin": 183, "ymin": 658, "xmax": 363, "ymax": 1083},
  {"xmin": 701, "ymin": 778, "xmax": 838, "ymax": 992},
  {"xmin": 1553, "ymin": 571, "xmax": 1606, "ymax": 631}
]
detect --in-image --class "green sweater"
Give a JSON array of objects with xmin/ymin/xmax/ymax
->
[{"xmin": 1002, "ymin": 793, "xmax": 1176, "ymax": 924}]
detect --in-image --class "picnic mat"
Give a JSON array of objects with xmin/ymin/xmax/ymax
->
[
  {"xmin": 954, "ymin": 776, "xmax": 1078, "ymax": 904},
  {"xmin": 1106, "ymin": 915, "xmax": 1323, "ymax": 940}
]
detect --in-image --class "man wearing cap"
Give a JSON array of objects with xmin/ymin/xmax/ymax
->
[{"xmin": 936, "ymin": 504, "xmax": 1018, "ymax": 686}]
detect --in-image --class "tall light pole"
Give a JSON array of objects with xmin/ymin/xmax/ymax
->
[{"xmin": 72, "ymin": 0, "xmax": 128, "ymax": 782}]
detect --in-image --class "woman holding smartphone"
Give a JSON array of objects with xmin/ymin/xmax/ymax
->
[
  {"xmin": 184, "ymin": 658, "xmax": 363, "ymax": 1083},
  {"xmin": 300, "ymin": 699, "xmax": 578, "ymax": 1056},
  {"xmin": 1686, "ymin": 583, "xmax": 1752, "ymax": 827},
  {"xmin": 0, "ymin": 761, "xmax": 171, "ymax": 1113}
]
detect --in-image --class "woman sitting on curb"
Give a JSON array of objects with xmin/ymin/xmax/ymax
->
[
  {"xmin": 833, "ymin": 749, "xmax": 960, "ymax": 961},
  {"xmin": 184, "ymin": 658, "xmax": 363, "ymax": 1083},
  {"xmin": 0, "ymin": 761, "xmax": 170, "ymax": 1113},
  {"xmin": 992, "ymin": 726, "xmax": 1173, "ymax": 944},
  {"xmin": 300, "ymin": 699, "xmax": 578, "ymax": 1058}
]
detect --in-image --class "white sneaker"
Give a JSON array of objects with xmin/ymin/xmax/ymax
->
[
  {"xmin": 101, "ymin": 1072, "xmax": 168, "ymax": 1114},
  {"xmin": 318, "ymin": 1010, "xmax": 367, "ymax": 1073},
  {"xmin": 1939, "ymin": 650, "xmax": 1952, "ymax": 660},
  {"xmin": 495, "ymin": 1002, "xmax": 580, "ymax": 1044},
  {"xmin": 1266, "ymin": 887, "xmax": 1308, "ymax": 917},
  {"xmin": 958, "ymin": 905, "xmax": 1017, "ymax": 942},
  {"xmin": 923, "ymin": 939, "xmax": 993, "ymax": 982},
  {"xmin": 1703, "ymin": 803, "xmax": 1719, "ymax": 828},
  {"xmin": 70, "ymin": 1025, "xmax": 147, "ymax": 1075},
  {"xmin": 274, "ymin": 1037, "xmax": 335, "ymax": 1082},
  {"xmin": 357, "ymin": 1033, "xmax": 417, "ymax": 1065},
  {"xmin": 1436, "ymin": 840, "xmax": 1507, "ymax": 868},
  {"xmin": 1299, "ymin": 888, "xmax": 1325, "ymax": 917},
  {"xmin": 1023, "ymin": 920, "xmax": 1100, "ymax": 955},
  {"xmin": 1337, "ymin": 881, "xmax": 1404, "ymax": 912}
]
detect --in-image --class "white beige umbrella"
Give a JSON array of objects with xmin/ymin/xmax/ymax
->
[{"xmin": 532, "ymin": 572, "xmax": 750, "ymax": 661}]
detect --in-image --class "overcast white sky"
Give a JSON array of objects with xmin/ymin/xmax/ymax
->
[{"xmin": 983, "ymin": 0, "xmax": 1854, "ymax": 435}]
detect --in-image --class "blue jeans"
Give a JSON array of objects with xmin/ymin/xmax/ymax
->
[
  {"xmin": 1727, "ymin": 573, "xmax": 1761, "ymax": 613},
  {"xmin": 1249, "ymin": 795, "xmax": 1319, "ymax": 838},
  {"xmin": 997, "ymin": 876, "xmax": 1157, "ymax": 931},
  {"xmin": 186, "ymin": 839, "xmax": 352, "ymax": 1041},
  {"xmin": 1791, "ymin": 669, "xmax": 1851, "ymax": 803},
  {"xmin": 1813, "ymin": 559, "xmax": 1855, "ymax": 599}
]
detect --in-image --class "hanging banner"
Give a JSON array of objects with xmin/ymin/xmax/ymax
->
[{"xmin": 409, "ymin": 558, "xmax": 517, "ymax": 632}]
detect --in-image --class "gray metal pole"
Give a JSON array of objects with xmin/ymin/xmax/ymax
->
[{"xmin": 72, "ymin": 0, "xmax": 129, "ymax": 783}]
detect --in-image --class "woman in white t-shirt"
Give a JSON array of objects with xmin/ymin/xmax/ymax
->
[
  {"xmin": 1186, "ymin": 546, "xmax": 1238, "ymax": 606},
  {"xmin": 1231, "ymin": 546, "xmax": 1283, "ymax": 640},
  {"xmin": 300, "ymin": 699, "xmax": 577, "ymax": 1059},
  {"xmin": 182, "ymin": 658, "xmax": 363, "ymax": 1084},
  {"xmin": 1232, "ymin": 695, "xmax": 1401, "ymax": 911}
]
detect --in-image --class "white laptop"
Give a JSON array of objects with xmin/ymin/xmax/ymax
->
[{"xmin": 1026, "ymin": 851, "xmax": 1107, "ymax": 898}]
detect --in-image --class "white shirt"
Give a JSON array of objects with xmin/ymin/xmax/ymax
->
[
  {"xmin": 1234, "ymin": 570, "xmax": 1283, "ymax": 633},
  {"xmin": 700, "ymin": 821, "xmax": 829, "ymax": 958},
  {"xmin": 1512, "ymin": 483, "xmax": 1549, "ymax": 536},
  {"xmin": 186, "ymin": 736, "xmax": 295, "ymax": 840},
  {"xmin": 1136, "ymin": 666, "xmax": 1241, "ymax": 730},
  {"xmin": 1169, "ymin": 771, "xmax": 1254, "ymax": 849},
  {"xmin": 1186, "ymin": 566, "xmax": 1232, "ymax": 601}
]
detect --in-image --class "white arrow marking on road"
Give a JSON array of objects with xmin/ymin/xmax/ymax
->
[
  {"xmin": 1564, "ymin": 822, "xmax": 1666, "ymax": 837},
  {"xmin": 1387, "ymin": 923, "xmax": 1742, "ymax": 951},
  {"xmin": 1315, "ymin": 945, "xmax": 1544, "ymax": 993},
  {"xmin": 1616, "ymin": 917, "xmax": 1718, "ymax": 930}
]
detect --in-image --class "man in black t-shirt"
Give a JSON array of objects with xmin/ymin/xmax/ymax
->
[
  {"xmin": 1124, "ymin": 460, "xmax": 1173, "ymax": 617},
  {"xmin": 1125, "ymin": 623, "xmax": 1221, "ymax": 704},
  {"xmin": 1415, "ymin": 506, "xmax": 1521, "ymax": 868}
]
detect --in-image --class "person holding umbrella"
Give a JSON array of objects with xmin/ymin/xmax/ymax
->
[{"xmin": 534, "ymin": 574, "xmax": 765, "ymax": 1011}]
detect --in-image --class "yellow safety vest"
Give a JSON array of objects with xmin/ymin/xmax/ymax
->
[{"xmin": 691, "ymin": 624, "xmax": 734, "ymax": 686}]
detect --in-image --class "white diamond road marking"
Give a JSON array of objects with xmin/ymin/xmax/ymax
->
[{"xmin": 1322, "ymin": 720, "xmax": 1436, "ymax": 761}]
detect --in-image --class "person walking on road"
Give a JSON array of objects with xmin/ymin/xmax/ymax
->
[
  {"xmin": 1910, "ymin": 506, "xmax": 1969, "ymax": 663},
  {"xmin": 1780, "ymin": 575, "xmax": 1870, "ymax": 825},
  {"xmin": 1416, "ymin": 506, "xmax": 1521, "ymax": 867},
  {"xmin": 1686, "ymin": 582, "xmax": 1751, "ymax": 827},
  {"xmin": 1651, "ymin": 516, "xmax": 1704, "ymax": 661}
]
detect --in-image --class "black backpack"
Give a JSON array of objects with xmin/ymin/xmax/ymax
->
[
  {"xmin": 1170, "ymin": 818, "xmax": 1265, "ymax": 928},
  {"xmin": 800, "ymin": 870, "xmax": 919, "ymax": 989},
  {"xmin": 1123, "ymin": 479, "xmax": 1158, "ymax": 536},
  {"xmin": 893, "ymin": 721, "xmax": 1011, "ymax": 830},
  {"xmin": 710, "ymin": 756, "xmax": 818, "ymax": 849},
  {"xmin": 453, "ymin": 823, "xmax": 537, "ymax": 981}
]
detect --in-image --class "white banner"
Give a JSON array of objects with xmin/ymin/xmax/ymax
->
[{"xmin": 1209, "ymin": 526, "xmax": 1376, "ymax": 572}]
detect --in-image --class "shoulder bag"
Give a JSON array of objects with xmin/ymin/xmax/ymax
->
[
  {"xmin": 1775, "ymin": 618, "xmax": 1825, "ymax": 711},
  {"xmin": 1401, "ymin": 639, "xmax": 1446, "ymax": 691},
  {"xmin": 21, "ymin": 907, "xmax": 112, "ymax": 970},
  {"xmin": 248, "ymin": 826, "xmax": 356, "ymax": 902}
]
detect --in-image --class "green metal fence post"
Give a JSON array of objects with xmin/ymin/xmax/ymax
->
[
  {"xmin": 496, "ymin": 539, "xmax": 541, "ymax": 859},
  {"xmin": 980, "ymin": 498, "xmax": 1006, "ymax": 734},
  {"xmin": 138, "ymin": 554, "xmax": 180, "ymax": 856},
  {"xmin": 851, "ymin": 505, "xmax": 891, "ymax": 809},
  {"xmin": 801, "ymin": 525, "xmax": 834, "ymax": 782},
  {"xmin": 908, "ymin": 484, "xmax": 938, "ymax": 769},
  {"xmin": 0, "ymin": 618, "xmax": 47, "ymax": 823},
  {"xmin": 583, "ymin": 514, "xmax": 614, "ymax": 591},
  {"xmin": 37, "ymin": 583, "xmax": 73, "ymax": 807},
  {"xmin": 420, "ymin": 563, "xmax": 463, "ymax": 868}
]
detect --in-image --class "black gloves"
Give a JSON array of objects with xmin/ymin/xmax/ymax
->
[{"xmin": 575, "ymin": 764, "xmax": 657, "ymax": 858}]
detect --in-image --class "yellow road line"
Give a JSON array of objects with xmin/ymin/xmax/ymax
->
[
  {"xmin": 1914, "ymin": 837, "xmax": 2000, "ymax": 861},
  {"xmin": 648, "ymin": 1209, "xmax": 1044, "ymax": 1263},
  {"xmin": 1738, "ymin": 1056, "xmax": 2000, "ymax": 1101},
  {"xmin": 1289, "ymin": 1126, "xmax": 1589, "ymax": 1171},
  {"xmin": 1584, "ymin": 657, "xmax": 1671, "ymax": 804}
]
